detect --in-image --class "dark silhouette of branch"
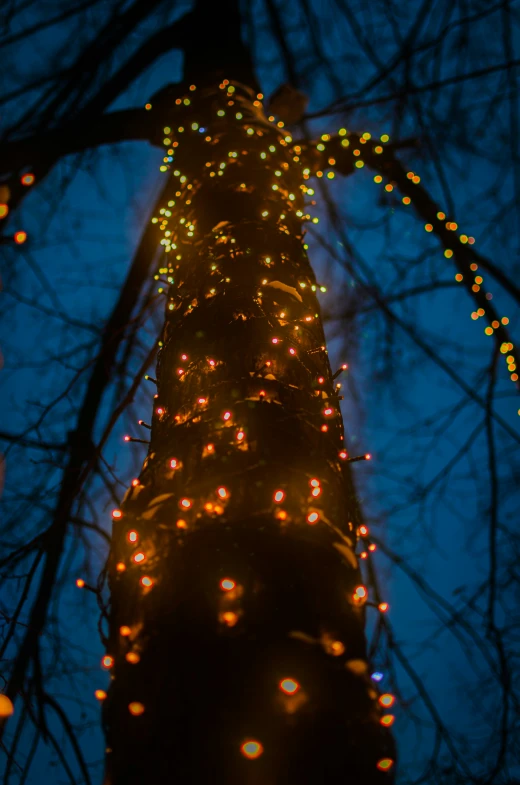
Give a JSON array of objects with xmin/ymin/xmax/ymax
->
[{"xmin": 0, "ymin": 177, "xmax": 174, "ymax": 737}]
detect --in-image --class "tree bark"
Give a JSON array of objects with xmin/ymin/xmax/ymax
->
[{"xmin": 104, "ymin": 80, "xmax": 395, "ymax": 784}]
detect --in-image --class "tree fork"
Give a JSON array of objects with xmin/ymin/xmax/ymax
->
[{"xmin": 104, "ymin": 81, "xmax": 395, "ymax": 784}]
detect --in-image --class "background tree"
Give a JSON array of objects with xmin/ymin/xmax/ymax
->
[{"xmin": 0, "ymin": 1, "xmax": 519, "ymax": 784}]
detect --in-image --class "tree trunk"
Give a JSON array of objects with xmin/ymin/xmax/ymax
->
[{"xmin": 103, "ymin": 78, "xmax": 395, "ymax": 784}]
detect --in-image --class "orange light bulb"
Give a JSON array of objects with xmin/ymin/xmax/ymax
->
[
  {"xmin": 241, "ymin": 740, "xmax": 263, "ymax": 759},
  {"xmin": 279, "ymin": 678, "xmax": 299, "ymax": 695},
  {"xmin": 353, "ymin": 585, "xmax": 368, "ymax": 604}
]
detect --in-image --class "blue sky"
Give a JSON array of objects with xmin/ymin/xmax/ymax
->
[{"xmin": 1, "ymin": 2, "xmax": 519, "ymax": 783}]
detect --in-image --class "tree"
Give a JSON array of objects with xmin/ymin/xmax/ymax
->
[{"xmin": 1, "ymin": 1, "xmax": 519, "ymax": 784}]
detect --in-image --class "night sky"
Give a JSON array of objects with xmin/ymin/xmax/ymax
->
[{"xmin": 1, "ymin": 2, "xmax": 519, "ymax": 783}]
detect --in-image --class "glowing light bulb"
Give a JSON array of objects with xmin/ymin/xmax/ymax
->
[
  {"xmin": 241, "ymin": 740, "xmax": 263, "ymax": 759},
  {"xmin": 379, "ymin": 694, "xmax": 395, "ymax": 708},
  {"xmin": 280, "ymin": 678, "xmax": 300, "ymax": 694},
  {"xmin": 324, "ymin": 407, "xmax": 333, "ymax": 416},
  {"xmin": 220, "ymin": 578, "xmax": 236, "ymax": 591},
  {"xmin": 220, "ymin": 611, "xmax": 238, "ymax": 627},
  {"xmin": 358, "ymin": 525, "xmax": 369, "ymax": 536},
  {"xmin": 353, "ymin": 585, "xmax": 368, "ymax": 604},
  {"xmin": 127, "ymin": 531, "xmax": 138, "ymax": 543},
  {"xmin": 156, "ymin": 407, "xmax": 164, "ymax": 416},
  {"xmin": 170, "ymin": 458, "xmax": 178, "ymax": 469},
  {"xmin": 112, "ymin": 509, "xmax": 122, "ymax": 519},
  {"xmin": 102, "ymin": 656, "xmax": 114, "ymax": 669},
  {"xmin": 95, "ymin": 690, "xmax": 107, "ymax": 701},
  {"xmin": 120, "ymin": 626, "xmax": 131, "ymax": 636},
  {"xmin": 131, "ymin": 478, "xmax": 140, "ymax": 486},
  {"xmin": 140, "ymin": 576, "xmax": 153, "ymax": 588},
  {"xmin": 116, "ymin": 562, "xmax": 126, "ymax": 572},
  {"xmin": 307, "ymin": 511, "xmax": 319, "ymax": 524},
  {"xmin": 365, "ymin": 453, "xmax": 372, "ymax": 460},
  {"xmin": 176, "ymin": 519, "xmax": 187, "ymax": 529},
  {"xmin": 223, "ymin": 411, "xmax": 231, "ymax": 421},
  {"xmin": 126, "ymin": 652, "xmax": 140, "ymax": 664},
  {"xmin": 271, "ymin": 337, "xmax": 279, "ymax": 344},
  {"xmin": 273, "ymin": 490, "xmax": 285, "ymax": 503},
  {"xmin": 377, "ymin": 759, "xmax": 394, "ymax": 771},
  {"xmin": 128, "ymin": 702, "xmax": 145, "ymax": 716},
  {"xmin": 236, "ymin": 430, "xmax": 245, "ymax": 441},
  {"xmin": 217, "ymin": 486, "xmax": 228, "ymax": 499},
  {"xmin": 380, "ymin": 715, "xmax": 395, "ymax": 727},
  {"xmin": 76, "ymin": 578, "xmax": 85, "ymax": 588},
  {"xmin": 14, "ymin": 231, "xmax": 27, "ymax": 244},
  {"xmin": 21, "ymin": 173, "xmax": 35, "ymax": 186},
  {"xmin": 330, "ymin": 640, "xmax": 345, "ymax": 656},
  {"xmin": 133, "ymin": 552, "xmax": 145, "ymax": 563},
  {"xmin": 180, "ymin": 498, "xmax": 192, "ymax": 509},
  {"xmin": 379, "ymin": 602, "xmax": 389, "ymax": 612},
  {"xmin": 339, "ymin": 450, "xmax": 348, "ymax": 460}
]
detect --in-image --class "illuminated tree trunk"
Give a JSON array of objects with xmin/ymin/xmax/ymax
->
[{"xmin": 103, "ymin": 79, "xmax": 395, "ymax": 785}]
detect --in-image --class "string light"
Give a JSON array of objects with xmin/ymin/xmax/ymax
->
[
  {"xmin": 101, "ymin": 81, "xmax": 396, "ymax": 778},
  {"xmin": 353, "ymin": 585, "xmax": 368, "ymax": 604},
  {"xmin": 279, "ymin": 678, "xmax": 300, "ymax": 694},
  {"xmin": 0, "ymin": 695, "xmax": 14, "ymax": 718},
  {"xmin": 241, "ymin": 740, "xmax": 263, "ymax": 759},
  {"xmin": 313, "ymin": 128, "xmax": 517, "ymax": 386}
]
